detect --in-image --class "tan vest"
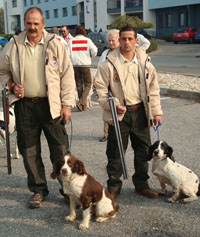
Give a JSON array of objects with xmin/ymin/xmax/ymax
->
[
  {"xmin": 23, "ymin": 43, "xmax": 47, "ymax": 98},
  {"xmin": 122, "ymin": 61, "xmax": 141, "ymax": 105}
]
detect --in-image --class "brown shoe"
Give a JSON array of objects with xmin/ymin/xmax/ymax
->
[
  {"xmin": 76, "ymin": 102, "xmax": 83, "ymax": 112},
  {"xmin": 29, "ymin": 193, "xmax": 45, "ymax": 209},
  {"xmin": 135, "ymin": 188, "xmax": 158, "ymax": 199}
]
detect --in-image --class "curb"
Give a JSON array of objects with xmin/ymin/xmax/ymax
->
[{"xmin": 160, "ymin": 88, "xmax": 200, "ymax": 100}]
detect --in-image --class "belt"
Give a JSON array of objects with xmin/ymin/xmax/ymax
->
[
  {"xmin": 126, "ymin": 102, "xmax": 143, "ymax": 112},
  {"xmin": 23, "ymin": 97, "xmax": 48, "ymax": 103}
]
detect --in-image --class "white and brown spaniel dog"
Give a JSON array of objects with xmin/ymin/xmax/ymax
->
[
  {"xmin": 51, "ymin": 154, "xmax": 119, "ymax": 230},
  {"xmin": 148, "ymin": 140, "xmax": 200, "ymax": 203}
]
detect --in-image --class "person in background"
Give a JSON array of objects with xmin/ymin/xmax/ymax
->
[
  {"xmin": 51, "ymin": 26, "xmax": 67, "ymax": 47},
  {"xmin": 0, "ymin": 7, "xmax": 76, "ymax": 209},
  {"xmin": 136, "ymin": 33, "xmax": 151, "ymax": 51},
  {"xmin": 97, "ymin": 29, "xmax": 120, "ymax": 142},
  {"xmin": 67, "ymin": 25, "xmax": 97, "ymax": 112},
  {"xmin": 95, "ymin": 25, "xmax": 162, "ymax": 199},
  {"xmin": 61, "ymin": 25, "xmax": 73, "ymax": 44}
]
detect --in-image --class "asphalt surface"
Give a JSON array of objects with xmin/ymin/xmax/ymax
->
[{"xmin": 0, "ymin": 95, "xmax": 200, "ymax": 237}]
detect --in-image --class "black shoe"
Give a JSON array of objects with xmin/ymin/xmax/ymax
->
[
  {"xmin": 59, "ymin": 189, "xmax": 70, "ymax": 203},
  {"xmin": 29, "ymin": 193, "xmax": 46, "ymax": 209},
  {"xmin": 99, "ymin": 136, "xmax": 107, "ymax": 142}
]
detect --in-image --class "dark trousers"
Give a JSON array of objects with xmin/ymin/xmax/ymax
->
[
  {"xmin": 74, "ymin": 67, "xmax": 92, "ymax": 107},
  {"xmin": 14, "ymin": 99, "xmax": 69, "ymax": 196},
  {"xmin": 106, "ymin": 105, "xmax": 151, "ymax": 194}
]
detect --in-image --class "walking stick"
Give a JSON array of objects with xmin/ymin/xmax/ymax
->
[
  {"xmin": 2, "ymin": 87, "xmax": 12, "ymax": 174},
  {"xmin": 108, "ymin": 91, "xmax": 128, "ymax": 179}
]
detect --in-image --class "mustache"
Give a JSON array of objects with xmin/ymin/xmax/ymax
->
[{"xmin": 28, "ymin": 29, "xmax": 37, "ymax": 33}]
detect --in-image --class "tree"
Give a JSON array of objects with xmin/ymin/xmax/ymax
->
[
  {"xmin": 0, "ymin": 8, "xmax": 5, "ymax": 34},
  {"xmin": 108, "ymin": 15, "xmax": 154, "ymax": 30}
]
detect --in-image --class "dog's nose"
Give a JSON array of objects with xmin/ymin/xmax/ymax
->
[
  {"xmin": 153, "ymin": 150, "xmax": 159, "ymax": 156},
  {"xmin": 61, "ymin": 168, "xmax": 68, "ymax": 176}
]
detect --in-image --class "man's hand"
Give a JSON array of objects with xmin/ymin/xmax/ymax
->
[
  {"xmin": 60, "ymin": 106, "xmax": 72, "ymax": 124},
  {"xmin": 153, "ymin": 115, "xmax": 162, "ymax": 126},
  {"xmin": 13, "ymin": 84, "xmax": 25, "ymax": 98},
  {"xmin": 116, "ymin": 104, "xmax": 127, "ymax": 114}
]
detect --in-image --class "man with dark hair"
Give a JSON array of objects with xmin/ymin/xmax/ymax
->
[
  {"xmin": 67, "ymin": 25, "xmax": 97, "ymax": 111},
  {"xmin": 61, "ymin": 25, "xmax": 73, "ymax": 44},
  {"xmin": 95, "ymin": 24, "xmax": 163, "ymax": 199},
  {"xmin": 0, "ymin": 7, "xmax": 76, "ymax": 208}
]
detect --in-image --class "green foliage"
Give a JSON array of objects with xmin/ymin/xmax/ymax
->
[
  {"xmin": 0, "ymin": 8, "xmax": 5, "ymax": 34},
  {"xmin": 108, "ymin": 15, "xmax": 154, "ymax": 30},
  {"xmin": 160, "ymin": 34, "xmax": 173, "ymax": 42},
  {"xmin": 99, "ymin": 28, "xmax": 103, "ymax": 32},
  {"xmin": 146, "ymin": 39, "xmax": 158, "ymax": 53},
  {"xmin": 86, "ymin": 28, "xmax": 92, "ymax": 35}
]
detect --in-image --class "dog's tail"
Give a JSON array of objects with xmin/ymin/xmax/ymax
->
[{"xmin": 197, "ymin": 183, "xmax": 200, "ymax": 196}]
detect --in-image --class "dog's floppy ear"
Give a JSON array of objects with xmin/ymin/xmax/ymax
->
[
  {"xmin": 148, "ymin": 145, "xmax": 154, "ymax": 160},
  {"xmin": 74, "ymin": 159, "xmax": 86, "ymax": 175},
  {"xmin": 148, "ymin": 141, "xmax": 159, "ymax": 160},
  {"xmin": 51, "ymin": 157, "xmax": 64, "ymax": 179},
  {"xmin": 165, "ymin": 145, "xmax": 175, "ymax": 162}
]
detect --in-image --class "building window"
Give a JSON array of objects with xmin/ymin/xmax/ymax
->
[
  {"xmin": 45, "ymin": 10, "xmax": 50, "ymax": 19},
  {"xmin": 45, "ymin": 0, "xmax": 49, "ymax": 2},
  {"xmin": 30, "ymin": 0, "xmax": 34, "ymax": 5},
  {"xmin": 12, "ymin": 0, "xmax": 17, "ymax": 8},
  {"xmin": 24, "ymin": 0, "xmax": 27, "ymax": 6},
  {"xmin": 166, "ymin": 14, "xmax": 172, "ymax": 28},
  {"xmin": 179, "ymin": 13, "xmax": 184, "ymax": 27},
  {"xmin": 72, "ymin": 6, "xmax": 77, "ymax": 16},
  {"xmin": 158, "ymin": 14, "xmax": 164, "ymax": 28},
  {"xmin": 54, "ymin": 9, "xmax": 58, "ymax": 18},
  {"xmin": 62, "ymin": 8, "xmax": 68, "ymax": 17},
  {"xmin": 37, "ymin": 0, "xmax": 41, "ymax": 3}
]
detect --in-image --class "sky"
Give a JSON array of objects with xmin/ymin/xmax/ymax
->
[{"xmin": 0, "ymin": 0, "xmax": 3, "ymax": 8}]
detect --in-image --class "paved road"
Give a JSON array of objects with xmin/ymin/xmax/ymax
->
[
  {"xmin": 0, "ymin": 96, "xmax": 200, "ymax": 237},
  {"xmin": 92, "ymin": 41, "xmax": 200, "ymax": 76}
]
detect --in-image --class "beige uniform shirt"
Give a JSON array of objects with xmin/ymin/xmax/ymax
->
[
  {"xmin": 23, "ymin": 36, "xmax": 47, "ymax": 98},
  {"xmin": 120, "ymin": 53, "xmax": 142, "ymax": 105}
]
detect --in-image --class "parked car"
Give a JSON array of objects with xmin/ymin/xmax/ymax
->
[
  {"xmin": 0, "ymin": 36, "xmax": 9, "ymax": 49},
  {"xmin": 195, "ymin": 29, "xmax": 200, "ymax": 43},
  {"xmin": 88, "ymin": 32, "xmax": 109, "ymax": 56},
  {"xmin": 136, "ymin": 29, "xmax": 152, "ymax": 40},
  {"xmin": 172, "ymin": 27, "xmax": 197, "ymax": 44}
]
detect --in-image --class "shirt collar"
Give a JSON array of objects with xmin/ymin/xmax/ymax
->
[
  {"xmin": 119, "ymin": 52, "xmax": 138, "ymax": 65},
  {"xmin": 24, "ymin": 35, "xmax": 44, "ymax": 46}
]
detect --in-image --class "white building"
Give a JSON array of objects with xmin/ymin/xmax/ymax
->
[{"xmin": 3, "ymin": 0, "xmax": 145, "ymax": 34}]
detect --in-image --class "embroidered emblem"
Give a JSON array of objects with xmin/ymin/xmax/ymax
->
[
  {"xmin": 113, "ymin": 73, "xmax": 120, "ymax": 82},
  {"xmin": 52, "ymin": 56, "xmax": 58, "ymax": 67}
]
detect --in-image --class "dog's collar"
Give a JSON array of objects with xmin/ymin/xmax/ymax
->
[{"xmin": 161, "ymin": 157, "xmax": 167, "ymax": 161}]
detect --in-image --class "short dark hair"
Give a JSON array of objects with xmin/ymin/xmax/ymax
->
[
  {"xmin": 61, "ymin": 25, "xmax": 69, "ymax": 30},
  {"xmin": 74, "ymin": 25, "xmax": 87, "ymax": 37},
  {"xmin": 119, "ymin": 24, "xmax": 137, "ymax": 38},
  {"xmin": 24, "ymin": 7, "xmax": 44, "ymax": 21}
]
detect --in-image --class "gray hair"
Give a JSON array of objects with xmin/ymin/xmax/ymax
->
[{"xmin": 107, "ymin": 29, "xmax": 119, "ymax": 41}]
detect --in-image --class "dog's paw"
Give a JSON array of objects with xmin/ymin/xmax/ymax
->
[
  {"xmin": 96, "ymin": 216, "xmax": 109, "ymax": 222},
  {"xmin": 65, "ymin": 215, "xmax": 76, "ymax": 222},
  {"xmin": 166, "ymin": 197, "xmax": 176, "ymax": 203},
  {"xmin": 159, "ymin": 191, "xmax": 167, "ymax": 196},
  {"xmin": 79, "ymin": 223, "xmax": 89, "ymax": 230}
]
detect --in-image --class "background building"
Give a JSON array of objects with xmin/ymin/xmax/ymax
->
[{"xmin": 3, "ymin": 0, "xmax": 200, "ymax": 37}]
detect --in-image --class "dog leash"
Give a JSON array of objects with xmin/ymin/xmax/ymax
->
[{"xmin": 153, "ymin": 121, "xmax": 161, "ymax": 141}]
